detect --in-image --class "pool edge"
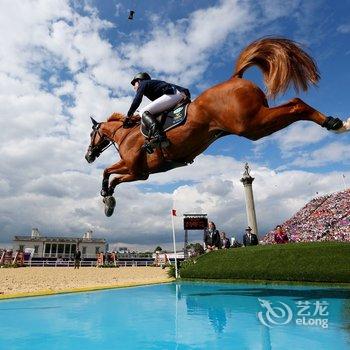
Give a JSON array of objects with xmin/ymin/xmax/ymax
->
[
  {"xmin": 180, "ymin": 278, "xmax": 350, "ymax": 288},
  {"xmin": 0, "ymin": 278, "xmax": 175, "ymax": 300}
]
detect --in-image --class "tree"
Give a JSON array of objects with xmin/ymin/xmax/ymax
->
[{"xmin": 187, "ymin": 243, "xmax": 204, "ymax": 256}]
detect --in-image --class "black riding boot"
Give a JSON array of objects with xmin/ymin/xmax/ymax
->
[{"xmin": 142, "ymin": 111, "xmax": 169, "ymax": 149}]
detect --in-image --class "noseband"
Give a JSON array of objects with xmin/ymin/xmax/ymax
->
[{"xmin": 88, "ymin": 125, "xmax": 111, "ymax": 157}]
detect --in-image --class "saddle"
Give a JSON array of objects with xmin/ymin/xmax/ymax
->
[{"xmin": 140, "ymin": 98, "xmax": 190, "ymax": 139}]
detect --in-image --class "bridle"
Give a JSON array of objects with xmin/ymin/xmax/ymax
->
[{"xmin": 88, "ymin": 122, "xmax": 125, "ymax": 158}]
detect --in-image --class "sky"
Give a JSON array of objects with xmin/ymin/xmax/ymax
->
[{"xmin": 0, "ymin": 0, "xmax": 349, "ymax": 251}]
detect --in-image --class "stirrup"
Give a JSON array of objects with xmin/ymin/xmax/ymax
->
[
  {"xmin": 160, "ymin": 138, "xmax": 170, "ymax": 148},
  {"xmin": 149, "ymin": 136, "xmax": 170, "ymax": 149},
  {"xmin": 142, "ymin": 142, "xmax": 154, "ymax": 154},
  {"xmin": 152, "ymin": 132, "xmax": 170, "ymax": 147},
  {"xmin": 158, "ymin": 134, "xmax": 170, "ymax": 148}
]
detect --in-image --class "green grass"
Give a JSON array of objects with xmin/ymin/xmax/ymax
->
[{"xmin": 180, "ymin": 242, "xmax": 350, "ymax": 283}]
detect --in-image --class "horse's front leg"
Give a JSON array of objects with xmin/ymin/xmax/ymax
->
[
  {"xmin": 101, "ymin": 160, "xmax": 129, "ymax": 197},
  {"xmin": 102, "ymin": 172, "xmax": 149, "ymax": 217}
]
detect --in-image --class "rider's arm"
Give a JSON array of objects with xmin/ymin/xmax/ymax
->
[{"xmin": 127, "ymin": 81, "xmax": 146, "ymax": 117}]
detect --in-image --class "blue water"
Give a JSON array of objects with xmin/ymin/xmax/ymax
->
[{"xmin": 0, "ymin": 282, "xmax": 349, "ymax": 350}]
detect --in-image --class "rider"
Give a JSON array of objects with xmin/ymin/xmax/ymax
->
[{"xmin": 124, "ymin": 72, "xmax": 190, "ymax": 148}]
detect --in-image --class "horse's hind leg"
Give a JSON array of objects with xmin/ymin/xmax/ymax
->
[{"xmin": 245, "ymin": 98, "xmax": 348, "ymax": 140}]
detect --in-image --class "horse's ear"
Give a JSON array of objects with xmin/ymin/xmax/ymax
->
[{"xmin": 90, "ymin": 116, "xmax": 99, "ymax": 128}]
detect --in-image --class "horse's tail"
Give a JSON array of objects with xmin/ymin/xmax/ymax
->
[{"xmin": 233, "ymin": 37, "xmax": 320, "ymax": 98}]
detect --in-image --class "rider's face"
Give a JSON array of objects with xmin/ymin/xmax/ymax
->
[{"xmin": 133, "ymin": 81, "xmax": 140, "ymax": 91}]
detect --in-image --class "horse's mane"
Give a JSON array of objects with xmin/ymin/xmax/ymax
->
[
  {"xmin": 107, "ymin": 112, "xmax": 125, "ymax": 122},
  {"xmin": 107, "ymin": 112, "xmax": 141, "ymax": 125}
]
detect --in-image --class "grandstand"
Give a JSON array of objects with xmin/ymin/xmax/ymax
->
[{"xmin": 263, "ymin": 189, "xmax": 350, "ymax": 243}]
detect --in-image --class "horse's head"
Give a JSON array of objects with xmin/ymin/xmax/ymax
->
[{"xmin": 85, "ymin": 117, "xmax": 111, "ymax": 163}]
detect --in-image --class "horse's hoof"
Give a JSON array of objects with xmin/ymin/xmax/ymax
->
[
  {"xmin": 103, "ymin": 196, "xmax": 116, "ymax": 217},
  {"xmin": 100, "ymin": 189, "xmax": 109, "ymax": 197},
  {"xmin": 331, "ymin": 117, "xmax": 350, "ymax": 134}
]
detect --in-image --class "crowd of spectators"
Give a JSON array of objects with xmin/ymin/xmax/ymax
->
[{"xmin": 262, "ymin": 189, "xmax": 350, "ymax": 244}]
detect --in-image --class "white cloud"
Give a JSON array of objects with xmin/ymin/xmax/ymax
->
[
  {"xmin": 337, "ymin": 24, "xmax": 350, "ymax": 34},
  {"xmin": 258, "ymin": 0, "xmax": 301, "ymax": 21},
  {"xmin": 291, "ymin": 141, "xmax": 350, "ymax": 167},
  {"xmin": 54, "ymin": 81, "xmax": 75, "ymax": 97},
  {"xmin": 274, "ymin": 123, "xmax": 329, "ymax": 153},
  {"xmin": 147, "ymin": 154, "xmax": 243, "ymax": 185},
  {"xmin": 252, "ymin": 118, "xmax": 350, "ymax": 165},
  {"xmin": 254, "ymin": 121, "xmax": 330, "ymax": 159}
]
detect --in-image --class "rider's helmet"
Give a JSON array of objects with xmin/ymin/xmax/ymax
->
[{"xmin": 131, "ymin": 72, "xmax": 151, "ymax": 85}]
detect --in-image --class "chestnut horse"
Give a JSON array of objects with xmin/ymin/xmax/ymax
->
[{"xmin": 85, "ymin": 37, "xmax": 349, "ymax": 216}]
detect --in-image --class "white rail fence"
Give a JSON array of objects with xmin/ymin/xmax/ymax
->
[{"xmin": 25, "ymin": 260, "xmax": 154, "ymax": 267}]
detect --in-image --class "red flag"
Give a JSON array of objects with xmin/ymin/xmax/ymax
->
[{"xmin": 172, "ymin": 209, "xmax": 177, "ymax": 216}]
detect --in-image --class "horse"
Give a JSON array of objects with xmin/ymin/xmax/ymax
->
[{"xmin": 85, "ymin": 37, "xmax": 350, "ymax": 217}]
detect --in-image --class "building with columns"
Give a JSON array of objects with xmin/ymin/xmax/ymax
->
[{"xmin": 12, "ymin": 228, "xmax": 107, "ymax": 259}]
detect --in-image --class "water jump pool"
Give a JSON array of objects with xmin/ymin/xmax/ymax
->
[{"xmin": 0, "ymin": 282, "xmax": 349, "ymax": 349}]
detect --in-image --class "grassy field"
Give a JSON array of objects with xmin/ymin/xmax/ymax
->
[{"xmin": 180, "ymin": 242, "xmax": 350, "ymax": 283}]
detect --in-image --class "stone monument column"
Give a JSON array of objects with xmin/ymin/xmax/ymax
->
[{"xmin": 240, "ymin": 163, "xmax": 259, "ymax": 238}]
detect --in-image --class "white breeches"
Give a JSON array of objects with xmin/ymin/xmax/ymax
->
[{"xmin": 139, "ymin": 89, "xmax": 184, "ymax": 118}]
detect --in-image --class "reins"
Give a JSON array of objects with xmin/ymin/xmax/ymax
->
[
  {"xmin": 94, "ymin": 121, "xmax": 138, "ymax": 158},
  {"xmin": 100, "ymin": 124, "xmax": 122, "ymax": 157}
]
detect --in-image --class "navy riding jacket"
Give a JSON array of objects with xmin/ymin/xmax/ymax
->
[{"xmin": 127, "ymin": 79, "xmax": 190, "ymax": 117}]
